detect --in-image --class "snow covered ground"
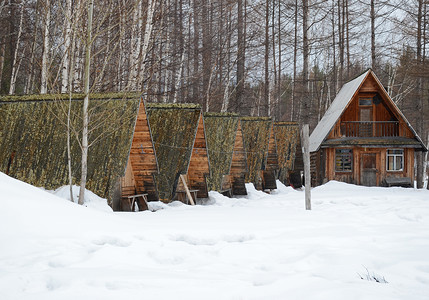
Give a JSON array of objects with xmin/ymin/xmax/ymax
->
[{"xmin": 1, "ymin": 171, "xmax": 429, "ymax": 300}]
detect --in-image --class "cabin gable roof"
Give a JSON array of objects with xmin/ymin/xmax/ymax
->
[{"xmin": 309, "ymin": 69, "xmax": 427, "ymax": 152}]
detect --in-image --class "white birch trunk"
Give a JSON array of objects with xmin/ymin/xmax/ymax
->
[
  {"xmin": 221, "ymin": 76, "xmax": 231, "ymax": 112},
  {"xmin": 117, "ymin": 0, "xmax": 127, "ymax": 91},
  {"xmin": 79, "ymin": 0, "xmax": 94, "ymax": 205},
  {"xmin": 128, "ymin": 0, "xmax": 143, "ymax": 91},
  {"xmin": 40, "ymin": 0, "xmax": 51, "ymax": 94},
  {"xmin": 138, "ymin": 0, "xmax": 155, "ymax": 91},
  {"xmin": 61, "ymin": 0, "xmax": 73, "ymax": 93},
  {"xmin": 173, "ymin": 48, "xmax": 186, "ymax": 103},
  {"xmin": 163, "ymin": 0, "xmax": 171, "ymax": 102},
  {"xmin": 9, "ymin": 3, "xmax": 24, "ymax": 95}
]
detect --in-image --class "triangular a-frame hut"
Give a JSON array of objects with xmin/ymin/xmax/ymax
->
[
  {"xmin": 203, "ymin": 112, "xmax": 241, "ymax": 196},
  {"xmin": 273, "ymin": 122, "xmax": 300, "ymax": 185},
  {"xmin": 143, "ymin": 103, "xmax": 209, "ymax": 202},
  {"xmin": 240, "ymin": 117, "xmax": 273, "ymax": 190},
  {"xmin": 122, "ymin": 100, "xmax": 158, "ymax": 204},
  {"xmin": 309, "ymin": 69, "xmax": 427, "ymax": 187},
  {"xmin": 0, "ymin": 93, "xmax": 140, "ymax": 208}
]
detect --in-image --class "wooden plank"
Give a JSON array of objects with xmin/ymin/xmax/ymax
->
[
  {"xmin": 230, "ymin": 121, "xmax": 248, "ymax": 175},
  {"xmin": 129, "ymin": 101, "xmax": 159, "ymax": 201},
  {"xmin": 188, "ymin": 114, "xmax": 210, "ymax": 198},
  {"xmin": 180, "ymin": 174, "xmax": 195, "ymax": 205},
  {"xmin": 302, "ymin": 124, "xmax": 311, "ymax": 210}
]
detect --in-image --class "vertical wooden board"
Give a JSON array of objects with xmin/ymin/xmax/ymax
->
[
  {"xmin": 354, "ymin": 148, "xmax": 360, "ymax": 185},
  {"xmin": 121, "ymin": 159, "xmax": 136, "ymax": 196},
  {"xmin": 230, "ymin": 120, "xmax": 248, "ymax": 175},
  {"xmin": 230, "ymin": 120, "xmax": 248, "ymax": 195},
  {"xmin": 266, "ymin": 124, "xmax": 279, "ymax": 172},
  {"xmin": 188, "ymin": 114, "xmax": 210, "ymax": 198},
  {"xmin": 128, "ymin": 101, "xmax": 159, "ymax": 201},
  {"xmin": 327, "ymin": 148, "xmax": 334, "ymax": 181},
  {"xmin": 408, "ymin": 149, "xmax": 414, "ymax": 181}
]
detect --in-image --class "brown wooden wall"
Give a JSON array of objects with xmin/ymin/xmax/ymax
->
[
  {"xmin": 321, "ymin": 146, "xmax": 415, "ymax": 186},
  {"xmin": 230, "ymin": 121, "xmax": 248, "ymax": 195},
  {"xmin": 266, "ymin": 125, "xmax": 279, "ymax": 172},
  {"xmin": 127, "ymin": 101, "xmax": 159, "ymax": 201},
  {"xmin": 230, "ymin": 121, "xmax": 248, "ymax": 176},
  {"xmin": 188, "ymin": 115, "xmax": 210, "ymax": 198}
]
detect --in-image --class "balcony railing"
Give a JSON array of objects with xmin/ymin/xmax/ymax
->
[{"xmin": 340, "ymin": 121, "xmax": 400, "ymax": 137}]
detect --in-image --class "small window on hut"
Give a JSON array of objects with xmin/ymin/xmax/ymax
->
[
  {"xmin": 387, "ymin": 149, "xmax": 403, "ymax": 171},
  {"xmin": 359, "ymin": 97, "xmax": 372, "ymax": 106},
  {"xmin": 335, "ymin": 149, "xmax": 353, "ymax": 172}
]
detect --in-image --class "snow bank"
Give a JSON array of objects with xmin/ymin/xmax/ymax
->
[
  {"xmin": 1, "ymin": 172, "xmax": 429, "ymax": 300},
  {"xmin": 49, "ymin": 185, "xmax": 113, "ymax": 213}
]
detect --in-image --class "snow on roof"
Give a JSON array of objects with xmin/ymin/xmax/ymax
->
[{"xmin": 309, "ymin": 70, "xmax": 369, "ymax": 152}]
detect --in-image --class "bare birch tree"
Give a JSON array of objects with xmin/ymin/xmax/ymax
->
[{"xmin": 40, "ymin": 0, "xmax": 51, "ymax": 94}]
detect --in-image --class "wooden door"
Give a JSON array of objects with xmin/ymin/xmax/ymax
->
[
  {"xmin": 359, "ymin": 107, "xmax": 373, "ymax": 136},
  {"xmin": 361, "ymin": 153, "xmax": 378, "ymax": 186}
]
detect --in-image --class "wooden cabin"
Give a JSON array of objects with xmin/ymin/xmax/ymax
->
[
  {"xmin": 0, "ymin": 93, "xmax": 140, "ymax": 209},
  {"xmin": 240, "ymin": 117, "xmax": 276, "ymax": 190},
  {"xmin": 273, "ymin": 122, "xmax": 300, "ymax": 186},
  {"xmin": 122, "ymin": 102, "xmax": 210, "ymax": 205},
  {"xmin": 309, "ymin": 69, "xmax": 427, "ymax": 187},
  {"xmin": 203, "ymin": 112, "xmax": 248, "ymax": 196}
]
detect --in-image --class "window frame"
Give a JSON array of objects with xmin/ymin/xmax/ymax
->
[
  {"xmin": 386, "ymin": 149, "xmax": 404, "ymax": 172},
  {"xmin": 335, "ymin": 148, "xmax": 353, "ymax": 173}
]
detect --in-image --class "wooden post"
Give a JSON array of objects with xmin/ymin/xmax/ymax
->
[
  {"xmin": 180, "ymin": 174, "xmax": 196, "ymax": 205},
  {"xmin": 302, "ymin": 124, "xmax": 311, "ymax": 210}
]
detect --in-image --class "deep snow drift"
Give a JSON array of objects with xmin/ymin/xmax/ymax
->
[{"xmin": 1, "ymin": 171, "xmax": 429, "ymax": 300}]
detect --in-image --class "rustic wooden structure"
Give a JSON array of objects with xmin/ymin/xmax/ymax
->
[
  {"xmin": 273, "ymin": 122, "xmax": 300, "ymax": 185},
  {"xmin": 0, "ymin": 93, "xmax": 140, "ymax": 208},
  {"xmin": 240, "ymin": 117, "xmax": 275, "ymax": 190},
  {"xmin": 204, "ymin": 112, "xmax": 236, "ymax": 195},
  {"xmin": 309, "ymin": 69, "xmax": 427, "ymax": 187},
  {"xmin": 142, "ymin": 103, "xmax": 210, "ymax": 203},
  {"xmin": 121, "ymin": 100, "xmax": 159, "ymax": 209},
  {"xmin": 230, "ymin": 120, "xmax": 248, "ymax": 195}
]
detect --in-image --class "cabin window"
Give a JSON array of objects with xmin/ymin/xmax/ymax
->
[
  {"xmin": 359, "ymin": 98, "xmax": 373, "ymax": 106},
  {"xmin": 387, "ymin": 149, "xmax": 403, "ymax": 171},
  {"xmin": 335, "ymin": 149, "xmax": 353, "ymax": 172}
]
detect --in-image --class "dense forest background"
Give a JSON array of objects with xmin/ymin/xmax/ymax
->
[{"xmin": 0, "ymin": 1, "xmax": 428, "ymax": 174}]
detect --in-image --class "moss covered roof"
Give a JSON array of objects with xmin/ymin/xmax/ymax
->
[
  {"xmin": 146, "ymin": 104, "xmax": 201, "ymax": 201},
  {"xmin": 240, "ymin": 116, "xmax": 272, "ymax": 121},
  {"xmin": 240, "ymin": 118, "xmax": 272, "ymax": 184},
  {"xmin": 0, "ymin": 94, "xmax": 140, "ymax": 204},
  {"xmin": 204, "ymin": 114, "xmax": 239, "ymax": 192},
  {"xmin": 274, "ymin": 123, "xmax": 299, "ymax": 180},
  {"xmin": 274, "ymin": 121, "xmax": 299, "ymax": 126},
  {"xmin": 204, "ymin": 112, "xmax": 239, "ymax": 118},
  {"xmin": 145, "ymin": 102, "xmax": 201, "ymax": 110},
  {"xmin": 0, "ymin": 92, "xmax": 141, "ymax": 103}
]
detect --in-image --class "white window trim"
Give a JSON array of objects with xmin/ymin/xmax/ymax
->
[{"xmin": 386, "ymin": 149, "xmax": 404, "ymax": 172}]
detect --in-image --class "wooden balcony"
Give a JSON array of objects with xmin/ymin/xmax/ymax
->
[{"xmin": 340, "ymin": 121, "xmax": 400, "ymax": 137}]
